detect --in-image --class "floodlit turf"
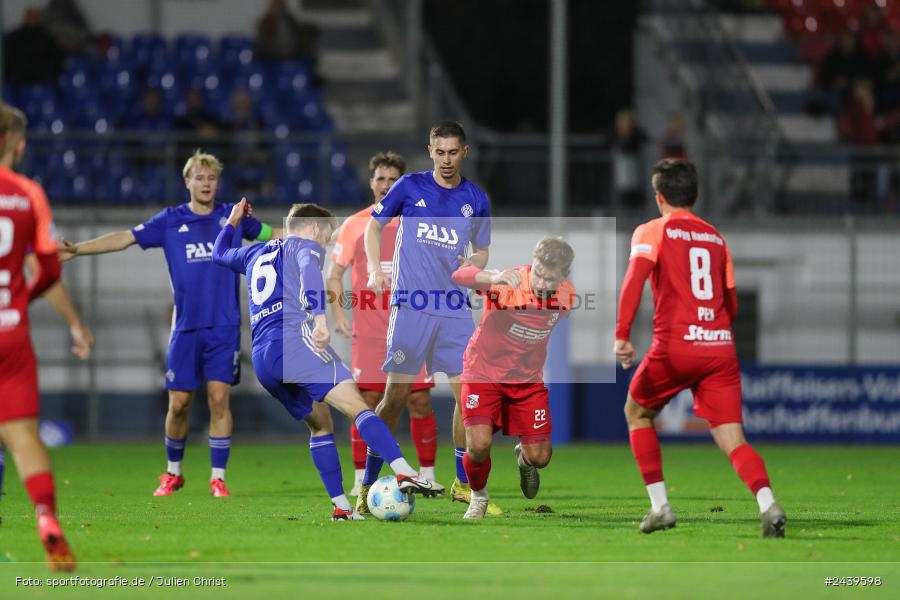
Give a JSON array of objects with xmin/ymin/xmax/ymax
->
[{"xmin": 0, "ymin": 443, "xmax": 897, "ymax": 598}]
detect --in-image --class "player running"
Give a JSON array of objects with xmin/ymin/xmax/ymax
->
[
  {"xmin": 326, "ymin": 151, "xmax": 438, "ymax": 496},
  {"xmin": 212, "ymin": 200, "xmax": 440, "ymax": 520},
  {"xmin": 452, "ymin": 237, "xmax": 575, "ymax": 519},
  {"xmin": 359, "ymin": 121, "xmax": 495, "ymax": 515},
  {"xmin": 0, "ymin": 105, "xmax": 76, "ymax": 570},
  {"xmin": 614, "ymin": 158, "xmax": 786, "ymax": 537},
  {"xmin": 0, "ymin": 105, "xmax": 94, "ymax": 523},
  {"xmin": 60, "ymin": 151, "xmax": 282, "ymax": 498}
]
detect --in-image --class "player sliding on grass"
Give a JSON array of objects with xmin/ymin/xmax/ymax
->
[
  {"xmin": 326, "ymin": 152, "xmax": 438, "ymax": 497},
  {"xmin": 614, "ymin": 158, "xmax": 786, "ymax": 537},
  {"xmin": 60, "ymin": 151, "xmax": 283, "ymax": 498},
  {"xmin": 213, "ymin": 200, "xmax": 440, "ymax": 520},
  {"xmin": 452, "ymin": 237, "xmax": 576, "ymax": 519},
  {"xmin": 0, "ymin": 104, "xmax": 75, "ymax": 570}
]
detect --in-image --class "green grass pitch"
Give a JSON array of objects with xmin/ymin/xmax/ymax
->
[{"xmin": 0, "ymin": 443, "xmax": 897, "ymax": 598}]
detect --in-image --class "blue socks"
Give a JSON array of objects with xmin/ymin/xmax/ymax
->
[
  {"xmin": 455, "ymin": 447, "xmax": 468, "ymax": 483},
  {"xmin": 357, "ymin": 410, "xmax": 402, "ymax": 485},
  {"xmin": 209, "ymin": 436, "xmax": 231, "ymax": 480},
  {"xmin": 165, "ymin": 435, "xmax": 186, "ymax": 475},
  {"xmin": 309, "ymin": 434, "xmax": 344, "ymax": 500}
]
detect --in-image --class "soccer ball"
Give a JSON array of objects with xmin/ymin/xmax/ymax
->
[{"xmin": 366, "ymin": 476, "xmax": 416, "ymax": 522}]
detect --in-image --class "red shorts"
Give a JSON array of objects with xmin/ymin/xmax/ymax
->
[
  {"xmin": 461, "ymin": 382, "xmax": 551, "ymax": 439},
  {"xmin": 351, "ymin": 336, "xmax": 434, "ymax": 394},
  {"xmin": 629, "ymin": 352, "xmax": 743, "ymax": 426},
  {"xmin": 0, "ymin": 336, "xmax": 39, "ymax": 422}
]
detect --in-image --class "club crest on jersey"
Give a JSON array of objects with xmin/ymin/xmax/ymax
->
[
  {"xmin": 373, "ymin": 202, "xmax": 384, "ymax": 214},
  {"xmin": 166, "ymin": 369, "xmax": 175, "ymax": 382},
  {"xmin": 185, "ymin": 242, "xmax": 215, "ymax": 262},
  {"xmin": 547, "ymin": 312, "xmax": 560, "ymax": 326},
  {"xmin": 461, "ymin": 203, "xmax": 474, "ymax": 218},
  {"xmin": 393, "ymin": 350, "xmax": 406, "ymax": 364},
  {"xmin": 466, "ymin": 394, "xmax": 479, "ymax": 409},
  {"xmin": 416, "ymin": 222, "xmax": 459, "ymax": 246}
]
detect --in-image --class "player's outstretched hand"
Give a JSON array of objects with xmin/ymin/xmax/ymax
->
[
  {"xmin": 70, "ymin": 322, "xmax": 95, "ymax": 360},
  {"xmin": 227, "ymin": 197, "xmax": 252, "ymax": 227},
  {"xmin": 614, "ymin": 339, "xmax": 637, "ymax": 370},
  {"xmin": 58, "ymin": 239, "xmax": 78, "ymax": 263},
  {"xmin": 312, "ymin": 321, "xmax": 330, "ymax": 352},
  {"xmin": 489, "ymin": 269, "xmax": 522, "ymax": 288},
  {"xmin": 456, "ymin": 255, "xmax": 473, "ymax": 269}
]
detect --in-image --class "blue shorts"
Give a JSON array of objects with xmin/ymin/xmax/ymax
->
[
  {"xmin": 252, "ymin": 342, "xmax": 352, "ymax": 421},
  {"xmin": 166, "ymin": 325, "xmax": 241, "ymax": 391},
  {"xmin": 383, "ymin": 306, "xmax": 475, "ymax": 376}
]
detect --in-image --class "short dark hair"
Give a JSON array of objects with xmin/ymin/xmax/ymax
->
[
  {"xmin": 429, "ymin": 120, "xmax": 467, "ymax": 145},
  {"xmin": 286, "ymin": 203, "xmax": 338, "ymax": 233},
  {"xmin": 368, "ymin": 152, "xmax": 406, "ymax": 178},
  {"xmin": 651, "ymin": 159, "xmax": 698, "ymax": 207}
]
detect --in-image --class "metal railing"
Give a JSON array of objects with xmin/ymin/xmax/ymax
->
[{"xmin": 642, "ymin": 0, "xmax": 793, "ymax": 216}]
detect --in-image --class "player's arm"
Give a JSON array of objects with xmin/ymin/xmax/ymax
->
[
  {"xmin": 26, "ymin": 253, "xmax": 95, "ymax": 359},
  {"xmin": 212, "ymin": 198, "xmax": 252, "ymax": 273},
  {"xmin": 298, "ymin": 250, "xmax": 330, "ymax": 352},
  {"xmin": 59, "ymin": 230, "xmax": 136, "ymax": 262},
  {"xmin": 614, "ymin": 224, "xmax": 659, "ymax": 369},
  {"xmin": 452, "ymin": 265, "xmax": 520, "ymax": 291},
  {"xmin": 325, "ymin": 262, "xmax": 351, "ymax": 337},
  {"xmin": 723, "ymin": 243, "xmax": 738, "ymax": 323},
  {"xmin": 27, "ymin": 183, "xmax": 62, "ymax": 298},
  {"xmin": 363, "ymin": 217, "xmax": 388, "ymax": 293}
]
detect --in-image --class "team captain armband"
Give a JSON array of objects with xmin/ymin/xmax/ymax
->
[{"xmin": 256, "ymin": 223, "xmax": 274, "ymax": 242}]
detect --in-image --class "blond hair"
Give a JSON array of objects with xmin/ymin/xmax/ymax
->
[
  {"xmin": 533, "ymin": 237, "xmax": 574, "ymax": 275},
  {"xmin": 182, "ymin": 149, "xmax": 223, "ymax": 178}
]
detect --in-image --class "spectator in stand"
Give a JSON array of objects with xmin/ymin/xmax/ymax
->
[
  {"xmin": 223, "ymin": 90, "xmax": 266, "ymax": 195},
  {"xmin": 2, "ymin": 8, "xmax": 64, "ymax": 84},
  {"xmin": 255, "ymin": 0, "xmax": 318, "ymax": 65},
  {"xmin": 873, "ymin": 32, "xmax": 900, "ymax": 115},
  {"xmin": 41, "ymin": 0, "xmax": 94, "ymax": 57},
  {"xmin": 176, "ymin": 88, "xmax": 223, "ymax": 157},
  {"xmin": 176, "ymin": 89, "xmax": 222, "ymax": 135},
  {"xmin": 608, "ymin": 108, "xmax": 649, "ymax": 213},
  {"xmin": 127, "ymin": 88, "xmax": 172, "ymax": 131},
  {"xmin": 660, "ymin": 114, "xmax": 688, "ymax": 159},
  {"xmin": 859, "ymin": 5, "xmax": 888, "ymax": 60},
  {"xmin": 818, "ymin": 32, "xmax": 873, "ymax": 111}
]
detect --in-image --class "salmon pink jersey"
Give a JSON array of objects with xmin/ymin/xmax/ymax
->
[
  {"xmin": 0, "ymin": 167, "xmax": 58, "ymax": 336},
  {"xmin": 617, "ymin": 209, "xmax": 736, "ymax": 357},
  {"xmin": 331, "ymin": 206, "xmax": 398, "ymax": 339},
  {"xmin": 462, "ymin": 265, "xmax": 575, "ymax": 384}
]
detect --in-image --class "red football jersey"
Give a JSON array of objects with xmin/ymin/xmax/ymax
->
[
  {"xmin": 625, "ymin": 209, "xmax": 736, "ymax": 357},
  {"xmin": 463, "ymin": 265, "xmax": 575, "ymax": 384},
  {"xmin": 0, "ymin": 167, "xmax": 58, "ymax": 336},
  {"xmin": 330, "ymin": 206, "xmax": 398, "ymax": 339}
]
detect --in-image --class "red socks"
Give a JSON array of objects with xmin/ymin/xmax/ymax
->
[
  {"xmin": 728, "ymin": 444, "xmax": 771, "ymax": 494},
  {"xmin": 409, "ymin": 414, "xmax": 437, "ymax": 468},
  {"xmin": 629, "ymin": 427, "xmax": 664, "ymax": 485},
  {"xmin": 462, "ymin": 453, "xmax": 491, "ymax": 492},
  {"xmin": 24, "ymin": 471, "xmax": 56, "ymax": 516},
  {"xmin": 350, "ymin": 424, "xmax": 367, "ymax": 470}
]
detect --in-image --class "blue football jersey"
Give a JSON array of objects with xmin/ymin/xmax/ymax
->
[
  {"xmin": 213, "ymin": 230, "xmax": 327, "ymax": 353},
  {"xmin": 131, "ymin": 203, "xmax": 263, "ymax": 331},
  {"xmin": 371, "ymin": 171, "xmax": 491, "ymax": 318}
]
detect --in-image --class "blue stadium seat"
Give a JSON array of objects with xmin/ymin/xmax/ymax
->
[
  {"xmin": 219, "ymin": 35, "xmax": 254, "ymax": 71},
  {"xmin": 174, "ymin": 33, "xmax": 212, "ymax": 68},
  {"xmin": 130, "ymin": 32, "xmax": 168, "ymax": 71}
]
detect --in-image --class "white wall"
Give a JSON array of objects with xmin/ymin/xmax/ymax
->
[{"xmin": 2, "ymin": 0, "xmax": 290, "ymax": 38}]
